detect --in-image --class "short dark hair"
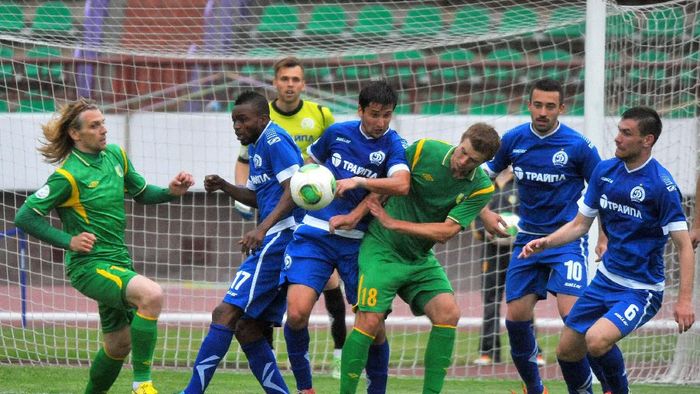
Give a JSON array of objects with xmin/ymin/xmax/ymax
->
[
  {"xmin": 358, "ymin": 80, "xmax": 397, "ymax": 110},
  {"xmin": 461, "ymin": 122, "xmax": 500, "ymax": 160},
  {"xmin": 234, "ymin": 91, "xmax": 270, "ymax": 117},
  {"xmin": 621, "ymin": 106, "xmax": 662, "ymax": 145},
  {"xmin": 529, "ymin": 78, "xmax": 564, "ymax": 104},
  {"xmin": 273, "ymin": 56, "xmax": 304, "ymax": 78}
]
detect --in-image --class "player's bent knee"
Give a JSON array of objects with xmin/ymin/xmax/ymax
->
[
  {"xmin": 285, "ymin": 306, "xmax": 311, "ymax": 330},
  {"xmin": 211, "ymin": 302, "xmax": 241, "ymax": 329},
  {"xmin": 585, "ymin": 334, "xmax": 613, "ymax": 357},
  {"xmin": 235, "ymin": 320, "xmax": 266, "ymax": 345},
  {"xmin": 556, "ymin": 342, "xmax": 586, "ymax": 362}
]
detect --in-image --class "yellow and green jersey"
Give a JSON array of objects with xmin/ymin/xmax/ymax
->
[
  {"xmin": 23, "ymin": 144, "xmax": 147, "ymax": 274},
  {"xmin": 367, "ymin": 138, "xmax": 494, "ymax": 262},
  {"xmin": 239, "ymin": 99, "xmax": 334, "ymax": 161}
]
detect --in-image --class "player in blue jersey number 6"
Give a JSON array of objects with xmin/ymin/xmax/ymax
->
[{"xmin": 520, "ymin": 106, "xmax": 695, "ymax": 394}]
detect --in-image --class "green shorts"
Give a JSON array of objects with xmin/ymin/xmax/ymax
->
[
  {"xmin": 69, "ymin": 261, "xmax": 138, "ymax": 333},
  {"xmin": 357, "ymin": 235, "xmax": 453, "ymax": 316}
]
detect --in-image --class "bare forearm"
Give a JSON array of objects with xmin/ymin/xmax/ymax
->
[
  {"xmin": 544, "ymin": 214, "xmax": 593, "ymax": 250},
  {"xmin": 677, "ymin": 242, "xmax": 695, "ymax": 303},
  {"xmin": 220, "ymin": 182, "xmax": 257, "ymax": 207},
  {"xmin": 357, "ymin": 171, "xmax": 410, "ymax": 196},
  {"xmin": 256, "ymin": 187, "xmax": 295, "ymax": 234},
  {"xmin": 383, "ymin": 218, "xmax": 460, "ymax": 243}
]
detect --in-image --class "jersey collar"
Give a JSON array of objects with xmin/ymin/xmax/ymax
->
[
  {"xmin": 359, "ymin": 123, "xmax": 389, "ymax": 140},
  {"xmin": 271, "ymin": 99, "xmax": 303, "ymax": 117},
  {"xmin": 71, "ymin": 149, "xmax": 104, "ymax": 167},
  {"xmin": 253, "ymin": 121, "xmax": 274, "ymax": 145},
  {"xmin": 623, "ymin": 155, "xmax": 653, "ymax": 173},
  {"xmin": 529, "ymin": 121, "xmax": 561, "ymax": 139}
]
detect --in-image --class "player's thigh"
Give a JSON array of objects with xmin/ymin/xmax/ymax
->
[
  {"xmin": 398, "ymin": 256, "xmax": 454, "ymax": 317},
  {"xmin": 356, "ymin": 240, "xmax": 404, "ymax": 313},
  {"xmin": 563, "ymin": 279, "xmax": 610, "ymax": 335},
  {"xmin": 423, "ymin": 292, "xmax": 460, "ymax": 326},
  {"xmin": 70, "ymin": 261, "xmax": 138, "ymax": 333},
  {"xmin": 556, "ymin": 326, "xmax": 587, "ymax": 361},
  {"xmin": 323, "ymin": 269, "xmax": 341, "ymax": 291}
]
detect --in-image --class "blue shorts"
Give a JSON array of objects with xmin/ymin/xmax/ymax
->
[
  {"xmin": 280, "ymin": 224, "xmax": 360, "ymax": 305},
  {"xmin": 222, "ymin": 229, "xmax": 293, "ymax": 325},
  {"xmin": 505, "ymin": 233, "xmax": 589, "ymax": 303},
  {"xmin": 565, "ymin": 273, "xmax": 663, "ymax": 337}
]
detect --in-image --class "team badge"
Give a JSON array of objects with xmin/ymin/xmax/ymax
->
[
  {"xmin": 301, "ymin": 118, "xmax": 315, "ymax": 130},
  {"xmin": 332, "ymin": 152, "xmax": 342, "ymax": 167},
  {"xmin": 369, "ymin": 151, "xmax": 385, "ymax": 166},
  {"xmin": 253, "ymin": 154, "xmax": 262, "ymax": 168},
  {"xmin": 88, "ymin": 181, "xmax": 99, "ymax": 188},
  {"xmin": 284, "ymin": 254, "xmax": 292, "ymax": 270},
  {"xmin": 600, "ymin": 194, "xmax": 609, "ymax": 209},
  {"xmin": 630, "ymin": 186, "xmax": 645, "ymax": 203},
  {"xmin": 552, "ymin": 150, "xmax": 568, "ymax": 167},
  {"xmin": 35, "ymin": 184, "xmax": 50, "ymax": 199},
  {"xmin": 513, "ymin": 166, "xmax": 524, "ymax": 180}
]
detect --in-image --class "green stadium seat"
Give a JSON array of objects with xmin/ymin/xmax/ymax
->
[
  {"xmin": 547, "ymin": 6, "xmax": 585, "ymax": 39},
  {"xmin": 484, "ymin": 48, "xmax": 524, "ymax": 83},
  {"xmin": 420, "ymin": 101, "xmax": 458, "ymax": 115},
  {"xmin": 678, "ymin": 51, "xmax": 698, "ymax": 85},
  {"xmin": 470, "ymin": 94, "xmax": 508, "ymax": 115},
  {"xmin": 25, "ymin": 46, "xmax": 63, "ymax": 81},
  {"xmin": 0, "ymin": 1, "xmax": 25, "ymax": 33},
  {"xmin": 0, "ymin": 46, "xmax": 14, "ymax": 80},
  {"xmin": 256, "ymin": 5, "xmax": 299, "ymax": 35},
  {"xmin": 665, "ymin": 92, "xmax": 697, "ymax": 118},
  {"xmin": 450, "ymin": 6, "xmax": 491, "ymax": 36},
  {"xmin": 607, "ymin": 12, "xmax": 637, "ymax": 38},
  {"xmin": 304, "ymin": 5, "xmax": 347, "ymax": 36},
  {"xmin": 337, "ymin": 54, "xmax": 379, "ymax": 80},
  {"xmin": 393, "ymin": 103, "xmax": 413, "ymax": 114},
  {"xmin": 498, "ymin": 6, "xmax": 537, "ymax": 36},
  {"xmin": 31, "ymin": 1, "xmax": 73, "ymax": 34},
  {"xmin": 532, "ymin": 49, "xmax": 574, "ymax": 80},
  {"xmin": 694, "ymin": 16, "xmax": 700, "ymax": 37},
  {"xmin": 431, "ymin": 48, "xmax": 478, "ymax": 81},
  {"xmin": 400, "ymin": 6, "xmax": 443, "ymax": 37},
  {"xmin": 19, "ymin": 97, "xmax": 56, "ymax": 112},
  {"xmin": 643, "ymin": 7, "xmax": 684, "ymax": 38},
  {"xmin": 388, "ymin": 50, "xmax": 427, "ymax": 81},
  {"xmin": 567, "ymin": 93, "xmax": 585, "ymax": 116},
  {"xmin": 0, "ymin": 100, "xmax": 8, "ymax": 112},
  {"xmin": 353, "ymin": 5, "xmax": 394, "ymax": 37},
  {"xmin": 628, "ymin": 51, "xmax": 667, "ymax": 84}
]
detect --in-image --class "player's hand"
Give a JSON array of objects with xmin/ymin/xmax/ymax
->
[
  {"xmin": 240, "ymin": 228, "xmax": 264, "ymax": 256},
  {"xmin": 70, "ymin": 232, "xmax": 96, "ymax": 253},
  {"xmin": 335, "ymin": 177, "xmax": 363, "ymax": 197},
  {"xmin": 518, "ymin": 238, "xmax": 548, "ymax": 259},
  {"xmin": 673, "ymin": 300, "xmax": 695, "ymax": 333},
  {"xmin": 480, "ymin": 209, "xmax": 510, "ymax": 238},
  {"xmin": 690, "ymin": 227, "xmax": 700, "ymax": 249},
  {"xmin": 367, "ymin": 199, "xmax": 394, "ymax": 227},
  {"xmin": 595, "ymin": 241, "xmax": 607, "ymax": 262},
  {"xmin": 169, "ymin": 171, "xmax": 195, "ymax": 196},
  {"xmin": 204, "ymin": 174, "xmax": 228, "ymax": 193},
  {"xmin": 329, "ymin": 213, "xmax": 360, "ymax": 233},
  {"xmin": 234, "ymin": 201, "xmax": 254, "ymax": 220}
]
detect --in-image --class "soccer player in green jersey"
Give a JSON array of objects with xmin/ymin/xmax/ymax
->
[
  {"xmin": 234, "ymin": 56, "xmax": 348, "ymax": 377},
  {"xmin": 13, "ymin": 99, "xmax": 194, "ymax": 394},
  {"xmin": 339, "ymin": 123, "xmax": 501, "ymax": 394}
]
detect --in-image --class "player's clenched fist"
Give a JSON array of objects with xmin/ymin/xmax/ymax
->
[
  {"xmin": 169, "ymin": 171, "xmax": 195, "ymax": 196},
  {"xmin": 70, "ymin": 232, "xmax": 96, "ymax": 253},
  {"xmin": 204, "ymin": 174, "xmax": 228, "ymax": 193}
]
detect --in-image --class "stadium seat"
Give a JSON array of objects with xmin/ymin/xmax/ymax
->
[
  {"xmin": 0, "ymin": 1, "xmax": 25, "ymax": 33},
  {"xmin": 606, "ymin": 12, "xmax": 637, "ymax": 38},
  {"xmin": 304, "ymin": 5, "xmax": 347, "ymax": 36},
  {"xmin": 546, "ymin": 6, "xmax": 585, "ymax": 39},
  {"xmin": 0, "ymin": 46, "xmax": 14, "ymax": 80},
  {"xmin": 628, "ymin": 50, "xmax": 667, "ymax": 83},
  {"xmin": 255, "ymin": 4, "xmax": 299, "ymax": 35},
  {"xmin": 0, "ymin": 100, "xmax": 7, "ymax": 112},
  {"xmin": 665, "ymin": 92, "xmax": 697, "ymax": 118},
  {"xmin": 498, "ymin": 6, "xmax": 537, "ymax": 36},
  {"xmin": 567, "ymin": 93, "xmax": 585, "ymax": 116},
  {"xmin": 678, "ymin": 51, "xmax": 698, "ymax": 85},
  {"xmin": 420, "ymin": 101, "xmax": 458, "ymax": 115},
  {"xmin": 643, "ymin": 7, "xmax": 685, "ymax": 39},
  {"xmin": 431, "ymin": 48, "xmax": 478, "ymax": 81},
  {"xmin": 31, "ymin": 1, "xmax": 73, "ymax": 34},
  {"xmin": 694, "ymin": 15, "xmax": 700, "ymax": 37},
  {"xmin": 484, "ymin": 48, "xmax": 524, "ymax": 83},
  {"xmin": 337, "ymin": 54, "xmax": 379, "ymax": 80},
  {"xmin": 470, "ymin": 93, "xmax": 508, "ymax": 115},
  {"xmin": 19, "ymin": 97, "xmax": 56, "ymax": 112},
  {"xmin": 450, "ymin": 6, "xmax": 491, "ymax": 36},
  {"xmin": 532, "ymin": 49, "xmax": 574, "ymax": 80},
  {"xmin": 353, "ymin": 5, "xmax": 394, "ymax": 37},
  {"xmin": 24, "ymin": 46, "xmax": 63, "ymax": 81},
  {"xmin": 388, "ymin": 50, "xmax": 427, "ymax": 82},
  {"xmin": 400, "ymin": 6, "xmax": 443, "ymax": 37}
]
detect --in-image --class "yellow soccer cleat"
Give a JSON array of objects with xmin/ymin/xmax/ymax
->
[{"xmin": 132, "ymin": 381, "xmax": 158, "ymax": 394}]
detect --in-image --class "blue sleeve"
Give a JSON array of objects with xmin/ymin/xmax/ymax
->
[
  {"xmin": 385, "ymin": 134, "xmax": 409, "ymax": 173},
  {"xmin": 583, "ymin": 163, "xmax": 603, "ymax": 210},
  {"xmin": 308, "ymin": 125, "xmax": 335, "ymax": 163},
  {"xmin": 657, "ymin": 179, "xmax": 686, "ymax": 227},
  {"xmin": 486, "ymin": 130, "xmax": 512, "ymax": 173},
  {"xmin": 579, "ymin": 140, "xmax": 602, "ymax": 182},
  {"xmin": 268, "ymin": 135, "xmax": 302, "ymax": 183}
]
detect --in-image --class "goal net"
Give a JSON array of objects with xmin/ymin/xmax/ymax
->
[{"xmin": 0, "ymin": 0, "xmax": 698, "ymax": 385}]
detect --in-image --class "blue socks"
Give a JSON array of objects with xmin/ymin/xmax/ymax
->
[
  {"xmin": 506, "ymin": 320, "xmax": 544, "ymax": 394},
  {"xmin": 284, "ymin": 323, "xmax": 312, "ymax": 390},
  {"xmin": 241, "ymin": 338, "xmax": 289, "ymax": 394},
  {"xmin": 592, "ymin": 345, "xmax": 627, "ymax": 394},
  {"xmin": 366, "ymin": 339, "xmax": 390, "ymax": 394},
  {"xmin": 183, "ymin": 323, "xmax": 234, "ymax": 394},
  {"xmin": 558, "ymin": 358, "xmax": 593, "ymax": 394}
]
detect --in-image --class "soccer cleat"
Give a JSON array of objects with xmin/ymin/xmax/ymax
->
[
  {"xmin": 510, "ymin": 384, "xmax": 548, "ymax": 394},
  {"xmin": 132, "ymin": 381, "xmax": 158, "ymax": 394},
  {"xmin": 332, "ymin": 354, "xmax": 342, "ymax": 379},
  {"xmin": 472, "ymin": 354, "xmax": 493, "ymax": 366},
  {"xmin": 296, "ymin": 389, "xmax": 316, "ymax": 394},
  {"xmin": 536, "ymin": 354, "xmax": 547, "ymax": 366}
]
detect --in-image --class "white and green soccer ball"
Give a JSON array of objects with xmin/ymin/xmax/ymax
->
[
  {"xmin": 290, "ymin": 163, "xmax": 337, "ymax": 211},
  {"xmin": 494, "ymin": 211, "xmax": 520, "ymax": 246}
]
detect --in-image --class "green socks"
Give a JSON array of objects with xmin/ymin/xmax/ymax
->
[
  {"xmin": 340, "ymin": 328, "xmax": 374, "ymax": 394},
  {"xmin": 130, "ymin": 313, "xmax": 158, "ymax": 382},
  {"xmin": 423, "ymin": 325, "xmax": 456, "ymax": 394},
  {"xmin": 84, "ymin": 347, "xmax": 124, "ymax": 394}
]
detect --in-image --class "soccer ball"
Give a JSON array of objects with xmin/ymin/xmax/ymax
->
[
  {"xmin": 290, "ymin": 163, "xmax": 337, "ymax": 211},
  {"xmin": 493, "ymin": 211, "xmax": 519, "ymax": 246}
]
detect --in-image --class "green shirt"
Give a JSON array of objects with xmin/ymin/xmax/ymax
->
[
  {"xmin": 367, "ymin": 138, "xmax": 494, "ymax": 263},
  {"xmin": 24, "ymin": 144, "xmax": 147, "ymax": 274}
]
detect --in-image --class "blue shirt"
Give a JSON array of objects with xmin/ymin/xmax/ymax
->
[
  {"xmin": 246, "ymin": 121, "xmax": 305, "ymax": 231},
  {"xmin": 580, "ymin": 157, "xmax": 687, "ymax": 290},
  {"xmin": 483, "ymin": 122, "xmax": 601, "ymax": 235},
  {"xmin": 305, "ymin": 120, "xmax": 409, "ymax": 235}
]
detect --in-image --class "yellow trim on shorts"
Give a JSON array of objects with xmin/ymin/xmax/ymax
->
[
  {"xmin": 468, "ymin": 184, "xmax": 495, "ymax": 198},
  {"xmin": 433, "ymin": 324, "xmax": 457, "ymax": 329},
  {"xmin": 136, "ymin": 311, "xmax": 158, "ymax": 321},
  {"xmin": 411, "ymin": 139, "xmax": 427, "ymax": 171},
  {"xmin": 56, "ymin": 168, "xmax": 89, "ymax": 224},
  {"xmin": 96, "ymin": 268, "xmax": 123, "ymax": 289},
  {"xmin": 353, "ymin": 327, "xmax": 376, "ymax": 339}
]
